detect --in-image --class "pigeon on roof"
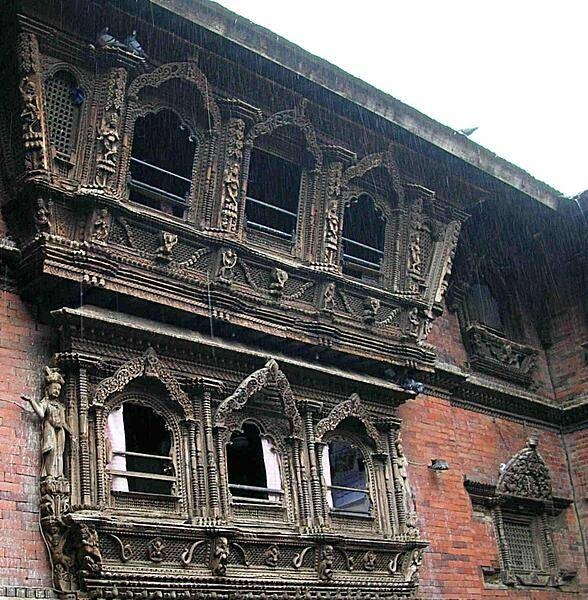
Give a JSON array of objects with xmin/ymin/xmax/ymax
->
[
  {"xmin": 95, "ymin": 27, "xmax": 126, "ymax": 50},
  {"xmin": 124, "ymin": 30, "xmax": 147, "ymax": 59},
  {"xmin": 458, "ymin": 127, "xmax": 478, "ymax": 136}
]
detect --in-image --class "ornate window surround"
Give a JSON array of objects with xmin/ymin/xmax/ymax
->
[
  {"xmin": 240, "ymin": 106, "xmax": 323, "ymax": 259},
  {"xmin": 464, "ymin": 437, "xmax": 576, "ymax": 590},
  {"xmin": 117, "ymin": 62, "xmax": 221, "ymax": 223}
]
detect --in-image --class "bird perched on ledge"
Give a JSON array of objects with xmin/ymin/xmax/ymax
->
[
  {"xmin": 124, "ymin": 30, "xmax": 147, "ymax": 59},
  {"xmin": 95, "ymin": 27, "xmax": 126, "ymax": 51}
]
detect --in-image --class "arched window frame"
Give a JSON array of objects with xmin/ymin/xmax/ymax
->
[
  {"xmin": 241, "ymin": 108, "xmax": 323, "ymax": 258},
  {"xmin": 99, "ymin": 388, "xmax": 186, "ymax": 514},
  {"xmin": 224, "ymin": 417, "xmax": 286, "ymax": 506},
  {"xmin": 118, "ymin": 62, "xmax": 221, "ymax": 223},
  {"xmin": 42, "ymin": 64, "xmax": 88, "ymax": 178},
  {"xmin": 340, "ymin": 152, "xmax": 404, "ymax": 287}
]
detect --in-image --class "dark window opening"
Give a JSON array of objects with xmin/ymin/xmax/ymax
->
[
  {"xmin": 245, "ymin": 148, "xmax": 301, "ymax": 241},
  {"xmin": 106, "ymin": 403, "xmax": 174, "ymax": 496},
  {"xmin": 326, "ymin": 440, "xmax": 370, "ymax": 514},
  {"xmin": 129, "ymin": 109, "xmax": 195, "ymax": 218},
  {"xmin": 468, "ymin": 282, "xmax": 504, "ymax": 332},
  {"xmin": 342, "ymin": 194, "xmax": 385, "ymax": 279},
  {"xmin": 227, "ymin": 422, "xmax": 282, "ymax": 502}
]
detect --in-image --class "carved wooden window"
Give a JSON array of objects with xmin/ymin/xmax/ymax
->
[
  {"xmin": 128, "ymin": 109, "xmax": 196, "ymax": 218},
  {"xmin": 342, "ymin": 193, "xmax": 385, "ymax": 279},
  {"xmin": 322, "ymin": 439, "xmax": 370, "ymax": 514},
  {"xmin": 43, "ymin": 70, "xmax": 81, "ymax": 170},
  {"xmin": 245, "ymin": 148, "xmax": 301, "ymax": 241},
  {"xmin": 501, "ymin": 514, "xmax": 544, "ymax": 572},
  {"xmin": 105, "ymin": 402, "xmax": 176, "ymax": 496},
  {"xmin": 226, "ymin": 421, "xmax": 282, "ymax": 503}
]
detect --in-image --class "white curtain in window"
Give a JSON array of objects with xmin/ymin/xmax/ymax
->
[
  {"xmin": 105, "ymin": 405, "xmax": 128, "ymax": 492},
  {"xmin": 261, "ymin": 436, "xmax": 282, "ymax": 502},
  {"xmin": 321, "ymin": 445, "xmax": 333, "ymax": 508}
]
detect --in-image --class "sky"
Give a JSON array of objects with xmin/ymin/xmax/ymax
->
[{"xmin": 213, "ymin": 0, "xmax": 587, "ymax": 197}]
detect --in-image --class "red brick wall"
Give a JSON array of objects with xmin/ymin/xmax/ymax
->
[
  {"xmin": 0, "ymin": 287, "xmax": 52, "ymax": 587},
  {"xmin": 399, "ymin": 394, "xmax": 587, "ymax": 599},
  {"xmin": 546, "ymin": 302, "xmax": 588, "ymax": 406}
]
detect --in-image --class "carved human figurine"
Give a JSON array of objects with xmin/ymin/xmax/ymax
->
[
  {"xmin": 318, "ymin": 544, "xmax": 334, "ymax": 581},
  {"xmin": 34, "ymin": 197, "xmax": 51, "ymax": 233},
  {"xmin": 394, "ymin": 436, "xmax": 419, "ymax": 534},
  {"xmin": 155, "ymin": 231, "xmax": 178, "ymax": 262},
  {"xmin": 211, "ymin": 536, "xmax": 229, "ymax": 576},
  {"xmin": 322, "ymin": 282, "xmax": 336, "ymax": 311},
  {"xmin": 217, "ymin": 248, "xmax": 237, "ymax": 284},
  {"xmin": 323, "ymin": 201, "xmax": 340, "ymax": 265},
  {"xmin": 91, "ymin": 208, "xmax": 110, "ymax": 243},
  {"xmin": 220, "ymin": 164, "xmax": 240, "ymax": 232},
  {"xmin": 22, "ymin": 366, "xmax": 68, "ymax": 479}
]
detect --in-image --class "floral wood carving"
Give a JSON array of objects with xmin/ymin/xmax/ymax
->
[
  {"xmin": 92, "ymin": 347, "xmax": 193, "ymax": 419},
  {"xmin": 127, "ymin": 62, "xmax": 221, "ymax": 130},
  {"xmin": 497, "ymin": 436, "xmax": 552, "ymax": 501},
  {"xmin": 214, "ymin": 359, "xmax": 303, "ymax": 438},
  {"xmin": 342, "ymin": 150, "xmax": 402, "ymax": 193},
  {"xmin": 315, "ymin": 393, "xmax": 385, "ymax": 453}
]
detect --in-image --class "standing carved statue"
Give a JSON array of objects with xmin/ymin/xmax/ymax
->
[
  {"xmin": 322, "ymin": 282, "xmax": 336, "ymax": 311},
  {"xmin": 22, "ymin": 366, "xmax": 69, "ymax": 479},
  {"xmin": 155, "ymin": 231, "xmax": 178, "ymax": 262},
  {"xmin": 394, "ymin": 437, "xmax": 419, "ymax": 534},
  {"xmin": 220, "ymin": 164, "xmax": 240, "ymax": 232},
  {"xmin": 33, "ymin": 197, "xmax": 51, "ymax": 233},
  {"xmin": 19, "ymin": 77, "xmax": 45, "ymax": 170},
  {"xmin": 95, "ymin": 111, "xmax": 120, "ymax": 187}
]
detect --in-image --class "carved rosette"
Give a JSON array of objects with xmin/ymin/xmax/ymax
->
[
  {"xmin": 17, "ymin": 32, "xmax": 48, "ymax": 172},
  {"xmin": 95, "ymin": 67, "xmax": 127, "ymax": 189},
  {"xmin": 219, "ymin": 119, "xmax": 245, "ymax": 232}
]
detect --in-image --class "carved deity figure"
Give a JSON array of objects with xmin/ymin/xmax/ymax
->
[
  {"xmin": 322, "ymin": 282, "xmax": 336, "ymax": 311},
  {"xmin": 269, "ymin": 267, "xmax": 288, "ymax": 297},
  {"xmin": 217, "ymin": 248, "xmax": 237, "ymax": 283},
  {"xmin": 404, "ymin": 548, "xmax": 423, "ymax": 583},
  {"xmin": 220, "ymin": 164, "xmax": 240, "ymax": 232},
  {"xmin": 211, "ymin": 536, "xmax": 229, "ymax": 576},
  {"xmin": 155, "ymin": 231, "xmax": 178, "ymax": 262},
  {"xmin": 147, "ymin": 537, "xmax": 165, "ymax": 563},
  {"xmin": 264, "ymin": 545, "xmax": 280, "ymax": 567},
  {"xmin": 76, "ymin": 523, "xmax": 102, "ymax": 575},
  {"xmin": 318, "ymin": 544, "xmax": 334, "ymax": 581},
  {"xmin": 323, "ymin": 201, "xmax": 340, "ymax": 264},
  {"xmin": 91, "ymin": 208, "xmax": 110, "ymax": 243},
  {"xmin": 95, "ymin": 111, "xmax": 120, "ymax": 187},
  {"xmin": 362, "ymin": 550, "xmax": 377, "ymax": 571},
  {"xmin": 33, "ymin": 197, "xmax": 51, "ymax": 233},
  {"xmin": 362, "ymin": 296, "xmax": 380, "ymax": 324},
  {"xmin": 22, "ymin": 366, "xmax": 68, "ymax": 479},
  {"xmin": 19, "ymin": 77, "xmax": 45, "ymax": 169},
  {"xmin": 394, "ymin": 436, "xmax": 419, "ymax": 534}
]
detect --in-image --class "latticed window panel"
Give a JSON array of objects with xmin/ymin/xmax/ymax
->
[
  {"xmin": 503, "ymin": 519, "xmax": 540, "ymax": 571},
  {"xmin": 44, "ymin": 71, "xmax": 80, "ymax": 157}
]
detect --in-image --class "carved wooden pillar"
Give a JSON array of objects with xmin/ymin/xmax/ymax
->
[
  {"xmin": 301, "ymin": 400, "xmax": 324, "ymax": 525},
  {"xmin": 77, "ymin": 364, "xmax": 92, "ymax": 506},
  {"xmin": 202, "ymin": 389, "xmax": 221, "ymax": 517},
  {"xmin": 387, "ymin": 426, "xmax": 406, "ymax": 531},
  {"xmin": 290, "ymin": 435, "xmax": 309, "ymax": 525},
  {"xmin": 182, "ymin": 419, "xmax": 196, "ymax": 521},
  {"xmin": 192, "ymin": 421, "xmax": 207, "ymax": 516},
  {"xmin": 94, "ymin": 67, "xmax": 127, "ymax": 192},
  {"xmin": 378, "ymin": 419, "xmax": 401, "ymax": 536},
  {"xmin": 16, "ymin": 32, "xmax": 49, "ymax": 173},
  {"xmin": 93, "ymin": 404, "xmax": 107, "ymax": 505}
]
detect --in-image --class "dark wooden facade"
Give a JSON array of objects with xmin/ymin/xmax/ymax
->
[{"xmin": 0, "ymin": 1, "xmax": 586, "ymax": 599}]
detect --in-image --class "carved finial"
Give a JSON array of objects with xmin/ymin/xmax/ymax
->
[{"xmin": 527, "ymin": 435, "xmax": 538, "ymax": 449}]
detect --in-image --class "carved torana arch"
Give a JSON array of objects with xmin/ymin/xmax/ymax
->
[
  {"xmin": 214, "ymin": 359, "xmax": 303, "ymax": 438},
  {"xmin": 342, "ymin": 150, "xmax": 403, "ymax": 199},
  {"xmin": 497, "ymin": 436, "xmax": 552, "ymax": 500},
  {"xmin": 245, "ymin": 107, "xmax": 323, "ymax": 167},
  {"xmin": 92, "ymin": 347, "xmax": 194, "ymax": 420},
  {"xmin": 127, "ymin": 62, "xmax": 221, "ymax": 131},
  {"xmin": 315, "ymin": 393, "xmax": 385, "ymax": 454}
]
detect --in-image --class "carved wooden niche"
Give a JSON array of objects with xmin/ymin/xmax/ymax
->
[
  {"xmin": 240, "ymin": 106, "xmax": 323, "ymax": 259},
  {"xmin": 465, "ymin": 437, "xmax": 576, "ymax": 591},
  {"xmin": 42, "ymin": 62, "xmax": 89, "ymax": 180},
  {"xmin": 315, "ymin": 394, "xmax": 390, "ymax": 536},
  {"xmin": 214, "ymin": 359, "xmax": 304, "ymax": 527},
  {"xmin": 336, "ymin": 151, "xmax": 404, "ymax": 288},
  {"xmin": 448, "ymin": 228, "xmax": 539, "ymax": 387},
  {"xmin": 92, "ymin": 348, "xmax": 194, "ymax": 517},
  {"xmin": 118, "ymin": 62, "xmax": 221, "ymax": 222}
]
